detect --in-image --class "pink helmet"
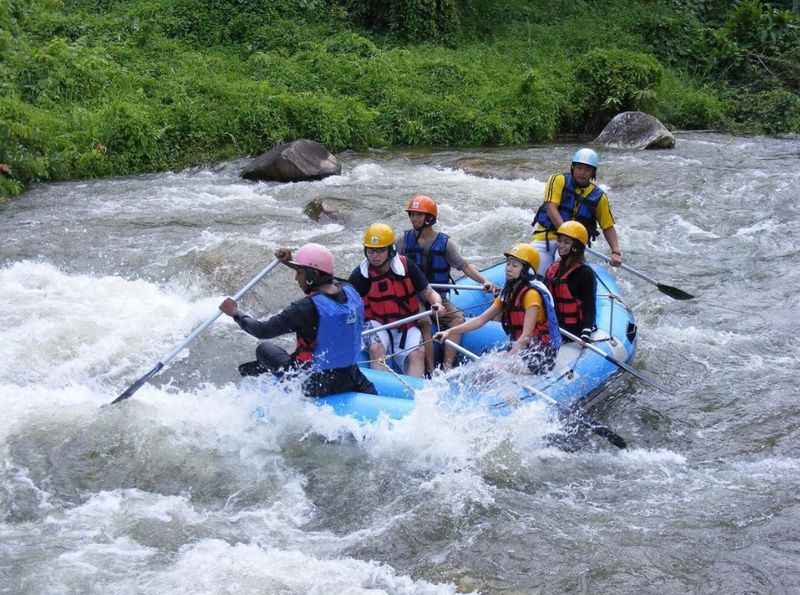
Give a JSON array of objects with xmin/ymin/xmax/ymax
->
[{"xmin": 290, "ymin": 243, "xmax": 334, "ymax": 275}]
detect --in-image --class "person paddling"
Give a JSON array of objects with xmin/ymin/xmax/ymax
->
[
  {"xmin": 219, "ymin": 243, "xmax": 376, "ymax": 397},
  {"xmin": 348, "ymin": 223, "xmax": 442, "ymax": 378},
  {"xmin": 435, "ymin": 244, "xmax": 561, "ymax": 375},
  {"xmin": 545, "ymin": 221, "xmax": 597, "ymax": 342},
  {"xmin": 531, "ymin": 148, "xmax": 622, "ymax": 274},
  {"xmin": 397, "ymin": 194, "xmax": 496, "ymax": 372}
]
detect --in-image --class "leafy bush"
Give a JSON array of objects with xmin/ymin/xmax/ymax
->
[
  {"xmin": 729, "ymin": 88, "xmax": 800, "ymax": 133},
  {"xmin": 655, "ymin": 74, "xmax": 726, "ymax": 129},
  {"xmin": 325, "ymin": 31, "xmax": 378, "ymax": 57},
  {"xmin": 570, "ymin": 48, "xmax": 664, "ymax": 132},
  {"xmin": 337, "ymin": 0, "xmax": 462, "ymax": 40}
]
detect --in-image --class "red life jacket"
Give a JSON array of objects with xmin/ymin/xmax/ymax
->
[
  {"xmin": 545, "ymin": 261, "xmax": 582, "ymax": 327},
  {"xmin": 363, "ymin": 256, "xmax": 420, "ymax": 329},
  {"xmin": 293, "ymin": 335, "xmax": 315, "ymax": 364},
  {"xmin": 500, "ymin": 281, "xmax": 553, "ymax": 343}
]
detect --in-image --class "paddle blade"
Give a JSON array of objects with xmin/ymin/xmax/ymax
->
[
  {"xmin": 109, "ymin": 363, "xmax": 163, "ymax": 405},
  {"xmin": 657, "ymin": 283, "xmax": 695, "ymax": 300},
  {"xmin": 591, "ymin": 425, "xmax": 628, "ymax": 449}
]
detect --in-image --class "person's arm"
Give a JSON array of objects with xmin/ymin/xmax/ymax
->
[
  {"xmin": 596, "ymin": 195, "xmax": 622, "ymax": 266},
  {"xmin": 407, "ymin": 260, "xmax": 442, "ymax": 311},
  {"xmin": 571, "ymin": 266, "xmax": 597, "ymax": 338},
  {"xmin": 461, "ymin": 263, "xmax": 497, "ymax": 293},
  {"xmin": 434, "ymin": 301, "xmax": 501, "ymax": 342},
  {"xmin": 421, "ymin": 285, "xmax": 443, "ymax": 311},
  {"xmin": 446, "ymin": 239, "xmax": 495, "ymax": 293},
  {"xmin": 219, "ymin": 298, "xmax": 313, "ymax": 340},
  {"xmin": 545, "ymin": 203, "xmax": 564, "ymax": 229},
  {"xmin": 544, "ymin": 174, "xmax": 565, "ymax": 228},
  {"xmin": 601, "ymin": 226, "xmax": 622, "ymax": 266}
]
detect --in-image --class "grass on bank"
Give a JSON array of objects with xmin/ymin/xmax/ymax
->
[{"xmin": 1, "ymin": 0, "xmax": 798, "ymax": 198}]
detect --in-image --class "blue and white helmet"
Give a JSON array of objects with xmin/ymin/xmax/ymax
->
[{"xmin": 571, "ymin": 148, "xmax": 599, "ymax": 169}]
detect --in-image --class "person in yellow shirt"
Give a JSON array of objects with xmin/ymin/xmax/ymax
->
[
  {"xmin": 435, "ymin": 244, "xmax": 561, "ymax": 375},
  {"xmin": 531, "ymin": 148, "xmax": 622, "ymax": 274}
]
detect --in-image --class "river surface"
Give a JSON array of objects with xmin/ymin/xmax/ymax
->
[{"xmin": 2, "ymin": 133, "xmax": 800, "ymax": 594}]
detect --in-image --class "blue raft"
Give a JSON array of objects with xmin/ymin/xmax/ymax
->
[{"xmin": 316, "ymin": 262, "xmax": 637, "ymax": 421}]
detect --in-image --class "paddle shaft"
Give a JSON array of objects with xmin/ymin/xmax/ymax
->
[
  {"xmin": 362, "ymin": 309, "xmax": 433, "ymax": 337},
  {"xmin": 558, "ymin": 327, "xmax": 669, "ymax": 394},
  {"xmin": 429, "ymin": 284, "xmax": 487, "ymax": 292},
  {"xmin": 111, "ymin": 259, "xmax": 281, "ymax": 404},
  {"xmin": 585, "ymin": 246, "xmax": 694, "ymax": 300},
  {"xmin": 585, "ymin": 246, "xmax": 658, "ymax": 284},
  {"xmin": 445, "ymin": 339, "xmax": 626, "ymax": 449}
]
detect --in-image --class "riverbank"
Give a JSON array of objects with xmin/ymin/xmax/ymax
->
[{"xmin": 2, "ymin": 0, "xmax": 798, "ymax": 198}]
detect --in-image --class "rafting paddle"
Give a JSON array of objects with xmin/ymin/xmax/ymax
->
[
  {"xmin": 558, "ymin": 327, "xmax": 669, "ymax": 394},
  {"xmin": 444, "ymin": 339, "xmax": 627, "ymax": 449},
  {"xmin": 110, "ymin": 259, "xmax": 281, "ymax": 405},
  {"xmin": 429, "ymin": 284, "xmax": 489, "ymax": 292},
  {"xmin": 585, "ymin": 246, "xmax": 695, "ymax": 300}
]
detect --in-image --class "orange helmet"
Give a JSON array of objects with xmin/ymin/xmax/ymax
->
[{"xmin": 405, "ymin": 194, "xmax": 438, "ymax": 223}]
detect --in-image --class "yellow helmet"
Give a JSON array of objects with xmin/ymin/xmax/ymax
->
[
  {"xmin": 362, "ymin": 223, "xmax": 395, "ymax": 248},
  {"xmin": 556, "ymin": 221, "xmax": 589, "ymax": 247},
  {"xmin": 504, "ymin": 243, "xmax": 540, "ymax": 271}
]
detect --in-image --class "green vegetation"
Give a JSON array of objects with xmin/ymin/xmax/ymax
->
[{"xmin": 1, "ymin": 0, "xmax": 798, "ymax": 197}]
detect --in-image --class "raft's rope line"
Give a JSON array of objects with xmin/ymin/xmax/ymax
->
[{"xmin": 381, "ymin": 359, "xmax": 418, "ymax": 393}]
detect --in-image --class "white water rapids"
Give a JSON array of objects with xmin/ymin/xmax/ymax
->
[{"xmin": 2, "ymin": 133, "xmax": 800, "ymax": 593}]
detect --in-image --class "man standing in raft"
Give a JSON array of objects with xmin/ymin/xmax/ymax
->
[
  {"xmin": 545, "ymin": 221, "xmax": 597, "ymax": 343},
  {"xmin": 435, "ymin": 244, "xmax": 561, "ymax": 375},
  {"xmin": 397, "ymin": 194, "xmax": 496, "ymax": 372},
  {"xmin": 219, "ymin": 243, "xmax": 376, "ymax": 397},
  {"xmin": 531, "ymin": 148, "xmax": 622, "ymax": 274},
  {"xmin": 348, "ymin": 223, "xmax": 442, "ymax": 378}
]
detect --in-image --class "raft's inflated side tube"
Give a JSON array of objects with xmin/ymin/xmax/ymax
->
[{"xmin": 313, "ymin": 263, "xmax": 636, "ymax": 421}]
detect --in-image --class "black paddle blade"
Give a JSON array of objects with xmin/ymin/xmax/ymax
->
[
  {"xmin": 591, "ymin": 425, "xmax": 628, "ymax": 449},
  {"xmin": 657, "ymin": 283, "xmax": 695, "ymax": 301},
  {"xmin": 561, "ymin": 410, "xmax": 628, "ymax": 450},
  {"xmin": 109, "ymin": 363, "xmax": 163, "ymax": 405}
]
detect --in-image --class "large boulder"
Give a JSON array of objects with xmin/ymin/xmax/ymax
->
[
  {"xmin": 594, "ymin": 111, "xmax": 675, "ymax": 149},
  {"xmin": 241, "ymin": 139, "xmax": 341, "ymax": 182}
]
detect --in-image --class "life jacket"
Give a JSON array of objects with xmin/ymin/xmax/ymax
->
[
  {"xmin": 293, "ymin": 284, "xmax": 364, "ymax": 370},
  {"xmin": 545, "ymin": 261, "xmax": 585, "ymax": 328},
  {"xmin": 402, "ymin": 230, "xmax": 451, "ymax": 296},
  {"xmin": 533, "ymin": 173, "xmax": 603, "ymax": 241},
  {"xmin": 500, "ymin": 278, "xmax": 562, "ymax": 349},
  {"xmin": 361, "ymin": 255, "xmax": 420, "ymax": 329}
]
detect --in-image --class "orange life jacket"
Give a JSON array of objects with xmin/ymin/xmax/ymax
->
[
  {"xmin": 545, "ymin": 261, "xmax": 582, "ymax": 327},
  {"xmin": 363, "ymin": 256, "xmax": 420, "ymax": 329}
]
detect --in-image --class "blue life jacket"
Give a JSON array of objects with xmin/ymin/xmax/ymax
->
[
  {"xmin": 530, "ymin": 279, "xmax": 563, "ymax": 351},
  {"xmin": 403, "ymin": 230, "xmax": 451, "ymax": 296},
  {"xmin": 533, "ymin": 173, "xmax": 604, "ymax": 241},
  {"xmin": 310, "ymin": 284, "xmax": 364, "ymax": 370}
]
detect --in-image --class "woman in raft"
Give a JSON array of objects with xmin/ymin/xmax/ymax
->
[{"xmin": 434, "ymin": 243, "xmax": 561, "ymax": 374}]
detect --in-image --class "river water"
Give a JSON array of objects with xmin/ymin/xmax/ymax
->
[{"xmin": 2, "ymin": 133, "xmax": 799, "ymax": 594}]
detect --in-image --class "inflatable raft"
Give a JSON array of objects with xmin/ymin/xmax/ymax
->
[{"xmin": 316, "ymin": 262, "xmax": 637, "ymax": 421}]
